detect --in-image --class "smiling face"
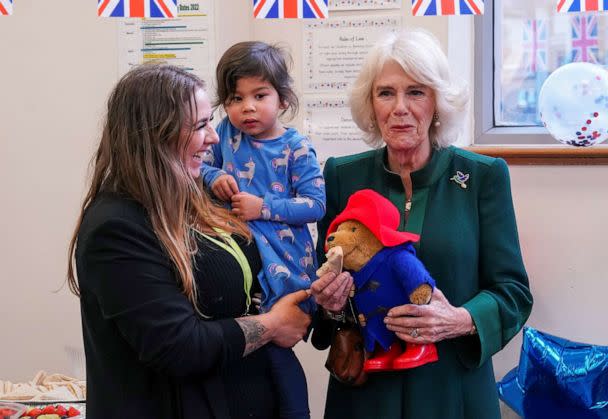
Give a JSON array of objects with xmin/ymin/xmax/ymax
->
[
  {"xmin": 180, "ymin": 88, "xmax": 218, "ymax": 178},
  {"xmin": 372, "ymin": 60, "xmax": 436, "ymax": 157},
  {"xmin": 224, "ymin": 76, "xmax": 286, "ymax": 140}
]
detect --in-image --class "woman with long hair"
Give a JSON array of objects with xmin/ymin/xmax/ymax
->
[{"xmin": 67, "ymin": 63, "xmax": 311, "ymax": 419}]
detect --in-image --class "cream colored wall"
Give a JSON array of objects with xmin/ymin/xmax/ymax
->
[
  {"xmin": 493, "ymin": 165, "xmax": 608, "ymax": 375},
  {"xmin": 0, "ymin": 0, "xmax": 116, "ymax": 381},
  {"xmin": 1, "ymin": 2, "xmax": 607, "ymax": 419}
]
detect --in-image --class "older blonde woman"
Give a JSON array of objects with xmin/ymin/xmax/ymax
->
[{"xmin": 310, "ymin": 29, "xmax": 533, "ymax": 419}]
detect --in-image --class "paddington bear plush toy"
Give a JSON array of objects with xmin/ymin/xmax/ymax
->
[{"xmin": 323, "ymin": 189, "xmax": 438, "ymax": 372}]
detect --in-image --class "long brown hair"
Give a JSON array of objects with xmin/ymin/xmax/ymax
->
[{"xmin": 67, "ymin": 63, "xmax": 250, "ymax": 310}]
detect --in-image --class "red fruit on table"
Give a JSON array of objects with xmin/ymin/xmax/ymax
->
[
  {"xmin": 26, "ymin": 407, "xmax": 43, "ymax": 417},
  {"xmin": 41, "ymin": 405, "xmax": 57, "ymax": 414},
  {"xmin": 55, "ymin": 405, "xmax": 67, "ymax": 416},
  {"xmin": 66, "ymin": 406, "xmax": 80, "ymax": 417}
]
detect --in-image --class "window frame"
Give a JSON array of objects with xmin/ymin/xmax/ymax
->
[{"xmin": 471, "ymin": 0, "xmax": 608, "ymax": 164}]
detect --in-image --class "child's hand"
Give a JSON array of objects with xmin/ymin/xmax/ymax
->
[
  {"xmin": 251, "ymin": 292, "xmax": 262, "ymax": 313},
  {"xmin": 211, "ymin": 174, "xmax": 239, "ymax": 201},
  {"xmin": 231, "ymin": 192, "xmax": 263, "ymax": 221}
]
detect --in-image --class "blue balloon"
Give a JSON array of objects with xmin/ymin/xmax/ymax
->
[
  {"xmin": 497, "ymin": 327, "xmax": 608, "ymax": 418},
  {"xmin": 538, "ymin": 62, "xmax": 608, "ymax": 147}
]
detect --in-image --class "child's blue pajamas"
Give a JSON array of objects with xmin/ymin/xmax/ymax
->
[
  {"xmin": 201, "ymin": 117, "xmax": 326, "ymax": 315},
  {"xmin": 202, "ymin": 116, "xmax": 324, "ymax": 419}
]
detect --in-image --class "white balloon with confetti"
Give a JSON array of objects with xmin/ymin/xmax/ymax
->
[{"xmin": 538, "ymin": 62, "xmax": 608, "ymax": 147}]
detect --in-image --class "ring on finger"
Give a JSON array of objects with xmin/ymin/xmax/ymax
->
[{"xmin": 410, "ymin": 328, "xmax": 419, "ymax": 338}]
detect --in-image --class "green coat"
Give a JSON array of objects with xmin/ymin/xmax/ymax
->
[{"xmin": 312, "ymin": 146, "xmax": 533, "ymax": 419}]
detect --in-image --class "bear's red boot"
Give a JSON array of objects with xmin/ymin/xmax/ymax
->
[
  {"xmin": 392, "ymin": 343, "xmax": 438, "ymax": 370},
  {"xmin": 363, "ymin": 343, "xmax": 401, "ymax": 372}
]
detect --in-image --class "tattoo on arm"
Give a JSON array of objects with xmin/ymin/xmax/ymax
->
[{"xmin": 235, "ymin": 317, "xmax": 268, "ymax": 357}]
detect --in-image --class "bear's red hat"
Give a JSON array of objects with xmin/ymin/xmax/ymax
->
[{"xmin": 326, "ymin": 189, "xmax": 419, "ymax": 249}]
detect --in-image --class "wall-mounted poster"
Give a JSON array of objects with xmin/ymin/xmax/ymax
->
[
  {"xmin": 303, "ymin": 15, "xmax": 402, "ymax": 92},
  {"xmin": 303, "ymin": 98, "xmax": 371, "ymax": 164},
  {"xmin": 329, "ymin": 0, "xmax": 401, "ymax": 10},
  {"xmin": 117, "ymin": 0, "xmax": 215, "ymax": 83}
]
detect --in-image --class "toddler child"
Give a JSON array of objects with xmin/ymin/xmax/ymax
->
[{"xmin": 202, "ymin": 41, "xmax": 325, "ymax": 419}]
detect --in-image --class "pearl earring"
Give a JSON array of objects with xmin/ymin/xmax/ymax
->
[{"xmin": 433, "ymin": 113, "xmax": 440, "ymax": 128}]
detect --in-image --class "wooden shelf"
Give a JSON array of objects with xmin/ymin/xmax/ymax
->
[{"xmin": 465, "ymin": 145, "xmax": 608, "ymax": 165}]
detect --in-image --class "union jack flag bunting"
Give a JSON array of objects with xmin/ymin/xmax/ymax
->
[
  {"xmin": 557, "ymin": 0, "xmax": 607, "ymax": 13},
  {"xmin": 0, "ymin": 0, "xmax": 13, "ymax": 16},
  {"xmin": 253, "ymin": 0, "xmax": 329, "ymax": 19},
  {"xmin": 98, "ymin": 0, "xmax": 178, "ymax": 18},
  {"xmin": 570, "ymin": 15, "xmax": 599, "ymax": 63},
  {"xmin": 523, "ymin": 19, "xmax": 548, "ymax": 73},
  {"xmin": 411, "ymin": 0, "xmax": 483, "ymax": 16}
]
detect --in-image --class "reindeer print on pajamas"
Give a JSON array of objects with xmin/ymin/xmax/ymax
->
[{"xmin": 201, "ymin": 117, "xmax": 326, "ymax": 313}]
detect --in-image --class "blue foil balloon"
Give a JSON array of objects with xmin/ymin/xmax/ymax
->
[
  {"xmin": 497, "ymin": 327, "xmax": 608, "ymax": 418},
  {"xmin": 538, "ymin": 62, "xmax": 608, "ymax": 147}
]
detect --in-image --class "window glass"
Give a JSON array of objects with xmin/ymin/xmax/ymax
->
[{"xmin": 496, "ymin": 1, "xmax": 607, "ymax": 127}]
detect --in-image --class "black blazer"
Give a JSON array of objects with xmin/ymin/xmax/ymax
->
[{"xmin": 76, "ymin": 192, "xmax": 249, "ymax": 419}]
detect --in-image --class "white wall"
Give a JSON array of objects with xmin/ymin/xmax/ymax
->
[
  {"xmin": 0, "ymin": 0, "xmax": 116, "ymax": 381},
  {"xmin": 1, "ymin": 2, "xmax": 607, "ymax": 419}
]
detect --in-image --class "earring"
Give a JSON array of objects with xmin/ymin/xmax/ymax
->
[
  {"xmin": 368, "ymin": 117, "xmax": 376, "ymax": 131},
  {"xmin": 433, "ymin": 113, "xmax": 440, "ymax": 128}
]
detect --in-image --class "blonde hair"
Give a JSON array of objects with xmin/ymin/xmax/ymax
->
[
  {"xmin": 67, "ymin": 63, "xmax": 250, "ymax": 311},
  {"xmin": 349, "ymin": 29, "xmax": 469, "ymax": 148}
]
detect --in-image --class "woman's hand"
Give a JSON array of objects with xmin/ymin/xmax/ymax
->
[
  {"xmin": 383, "ymin": 288, "xmax": 474, "ymax": 344},
  {"xmin": 237, "ymin": 290, "xmax": 311, "ymax": 356},
  {"xmin": 310, "ymin": 271, "xmax": 353, "ymax": 313},
  {"xmin": 267, "ymin": 290, "xmax": 312, "ymax": 348}
]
